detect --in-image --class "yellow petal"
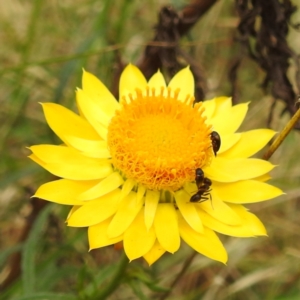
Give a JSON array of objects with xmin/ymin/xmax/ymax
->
[
  {"xmin": 202, "ymin": 98, "xmax": 216, "ymax": 120},
  {"xmin": 136, "ymin": 185, "xmax": 146, "ymax": 204},
  {"xmin": 221, "ymin": 129, "xmax": 276, "ymax": 158},
  {"xmin": 143, "ymin": 240, "xmax": 165, "ymax": 266},
  {"xmin": 218, "ymin": 133, "xmax": 241, "ymax": 154},
  {"xmin": 174, "ymin": 189, "xmax": 203, "ymax": 233},
  {"xmin": 254, "ymin": 173, "xmax": 271, "ymax": 182},
  {"xmin": 212, "ymin": 102, "xmax": 249, "ymax": 135},
  {"xmin": 34, "ymin": 179, "xmax": 96, "ymax": 205},
  {"xmin": 148, "ymin": 70, "xmax": 166, "ymax": 90},
  {"xmin": 82, "ymin": 70, "xmax": 120, "ymax": 120},
  {"xmin": 77, "ymin": 89, "xmax": 111, "ymax": 127},
  {"xmin": 183, "ymin": 181, "xmax": 196, "ymax": 195},
  {"xmin": 214, "ymin": 180, "xmax": 284, "ymax": 203},
  {"xmin": 144, "ymin": 190, "xmax": 160, "ymax": 230},
  {"xmin": 29, "ymin": 145, "xmax": 113, "ymax": 180},
  {"xmin": 64, "ymin": 136, "xmax": 110, "ymax": 158},
  {"xmin": 66, "ymin": 206, "xmax": 80, "ymax": 220},
  {"xmin": 28, "ymin": 154, "xmax": 44, "ymax": 166},
  {"xmin": 41, "ymin": 103, "xmax": 99, "ymax": 143},
  {"xmin": 119, "ymin": 64, "xmax": 147, "ymax": 100},
  {"xmin": 196, "ymin": 190, "xmax": 242, "ymax": 226},
  {"xmin": 197, "ymin": 208, "xmax": 257, "ymax": 237},
  {"xmin": 204, "ymin": 157, "xmax": 275, "ymax": 182},
  {"xmin": 178, "ymin": 213, "xmax": 227, "ymax": 263},
  {"xmin": 121, "ymin": 178, "xmax": 136, "ymax": 199},
  {"xmin": 77, "ymin": 172, "xmax": 124, "ymax": 201},
  {"xmin": 124, "ymin": 210, "xmax": 156, "ymax": 261},
  {"xmin": 76, "ymin": 89, "xmax": 109, "ymax": 139},
  {"xmin": 67, "ymin": 189, "xmax": 122, "ymax": 227},
  {"xmin": 211, "ymin": 97, "xmax": 232, "ymax": 117},
  {"xmin": 88, "ymin": 217, "xmax": 123, "ymax": 250},
  {"xmin": 168, "ymin": 66, "xmax": 194, "ymax": 102},
  {"xmin": 154, "ymin": 204, "xmax": 180, "ymax": 253},
  {"xmin": 227, "ymin": 203, "xmax": 267, "ymax": 236},
  {"xmin": 107, "ymin": 191, "xmax": 143, "ymax": 238}
]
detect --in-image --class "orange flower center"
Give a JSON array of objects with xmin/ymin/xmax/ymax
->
[{"xmin": 107, "ymin": 87, "xmax": 213, "ymax": 191}]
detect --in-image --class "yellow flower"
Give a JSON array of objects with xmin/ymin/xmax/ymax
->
[{"xmin": 29, "ymin": 64, "xmax": 283, "ymax": 265}]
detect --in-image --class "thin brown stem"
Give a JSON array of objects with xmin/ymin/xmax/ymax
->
[
  {"xmin": 263, "ymin": 104, "xmax": 300, "ymax": 160},
  {"xmin": 158, "ymin": 251, "xmax": 198, "ymax": 300}
]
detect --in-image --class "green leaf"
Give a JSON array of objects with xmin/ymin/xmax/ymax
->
[
  {"xmin": 145, "ymin": 282, "xmax": 169, "ymax": 293},
  {"xmin": 128, "ymin": 279, "xmax": 149, "ymax": 300},
  {"xmin": 0, "ymin": 244, "xmax": 23, "ymax": 268},
  {"xmin": 12, "ymin": 292, "xmax": 77, "ymax": 300},
  {"xmin": 80, "ymin": 264, "xmax": 115, "ymax": 297},
  {"xmin": 21, "ymin": 204, "xmax": 53, "ymax": 295}
]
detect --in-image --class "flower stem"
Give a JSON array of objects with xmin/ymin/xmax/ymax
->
[
  {"xmin": 97, "ymin": 252, "xmax": 129, "ymax": 299},
  {"xmin": 158, "ymin": 251, "xmax": 197, "ymax": 300},
  {"xmin": 263, "ymin": 104, "xmax": 300, "ymax": 160}
]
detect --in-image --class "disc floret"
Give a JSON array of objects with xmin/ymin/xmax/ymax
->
[{"xmin": 107, "ymin": 87, "xmax": 213, "ymax": 191}]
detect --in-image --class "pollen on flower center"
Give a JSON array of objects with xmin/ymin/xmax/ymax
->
[{"xmin": 107, "ymin": 87, "xmax": 213, "ymax": 191}]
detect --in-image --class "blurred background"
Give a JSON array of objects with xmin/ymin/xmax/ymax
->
[{"xmin": 1, "ymin": 0, "xmax": 300, "ymax": 299}]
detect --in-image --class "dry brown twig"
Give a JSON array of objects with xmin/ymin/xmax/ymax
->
[
  {"xmin": 137, "ymin": 0, "xmax": 218, "ymax": 101},
  {"xmin": 235, "ymin": 0, "xmax": 300, "ymax": 128}
]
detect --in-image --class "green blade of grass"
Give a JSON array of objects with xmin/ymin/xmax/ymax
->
[
  {"xmin": 12, "ymin": 293, "xmax": 77, "ymax": 300},
  {"xmin": 21, "ymin": 204, "xmax": 53, "ymax": 295}
]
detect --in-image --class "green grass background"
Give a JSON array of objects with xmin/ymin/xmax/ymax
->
[{"xmin": 1, "ymin": 0, "xmax": 300, "ymax": 299}]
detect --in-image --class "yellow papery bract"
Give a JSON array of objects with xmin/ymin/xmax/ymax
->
[
  {"xmin": 67, "ymin": 189, "xmax": 122, "ymax": 227},
  {"xmin": 221, "ymin": 129, "xmax": 276, "ymax": 159},
  {"xmin": 204, "ymin": 157, "xmax": 275, "ymax": 182},
  {"xmin": 77, "ymin": 89, "xmax": 111, "ymax": 127},
  {"xmin": 254, "ymin": 173, "xmax": 272, "ymax": 182},
  {"xmin": 214, "ymin": 180, "xmax": 283, "ymax": 203},
  {"xmin": 197, "ymin": 192, "xmax": 242, "ymax": 226},
  {"xmin": 144, "ymin": 190, "xmax": 160, "ymax": 230},
  {"xmin": 28, "ymin": 154, "xmax": 44, "ymax": 166},
  {"xmin": 66, "ymin": 206, "xmax": 80, "ymax": 221},
  {"xmin": 245, "ymin": 212, "xmax": 267, "ymax": 236},
  {"xmin": 168, "ymin": 66, "xmax": 194, "ymax": 102},
  {"xmin": 124, "ymin": 210, "xmax": 156, "ymax": 261},
  {"xmin": 107, "ymin": 192, "xmax": 143, "ymax": 238},
  {"xmin": 175, "ymin": 189, "xmax": 203, "ymax": 233},
  {"xmin": 34, "ymin": 161, "xmax": 112, "ymax": 181},
  {"xmin": 34, "ymin": 179, "xmax": 96, "ymax": 205},
  {"xmin": 119, "ymin": 64, "xmax": 147, "ymax": 100},
  {"xmin": 82, "ymin": 70, "xmax": 120, "ymax": 119},
  {"xmin": 212, "ymin": 103, "xmax": 249, "ymax": 135},
  {"xmin": 178, "ymin": 213, "xmax": 228, "ymax": 264},
  {"xmin": 77, "ymin": 172, "xmax": 124, "ymax": 201},
  {"xmin": 41, "ymin": 103, "xmax": 99, "ymax": 144},
  {"xmin": 30, "ymin": 145, "xmax": 74, "ymax": 163},
  {"xmin": 121, "ymin": 178, "xmax": 136, "ymax": 199},
  {"xmin": 148, "ymin": 70, "xmax": 167, "ymax": 90},
  {"xmin": 137, "ymin": 185, "xmax": 146, "ymax": 204},
  {"xmin": 218, "ymin": 133, "xmax": 241, "ymax": 154},
  {"xmin": 211, "ymin": 97, "xmax": 232, "ymax": 117},
  {"xmin": 143, "ymin": 240, "xmax": 166, "ymax": 266},
  {"xmin": 64, "ymin": 136, "xmax": 110, "ymax": 158},
  {"xmin": 226, "ymin": 203, "xmax": 267, "ymax": 236},
  {"xmin": 76, "ymin": 89, "xmax": 109, "ymax": 140},
  {"xmin": 154, "ymin": 204, "xmax": 180, "ymax": 253},
  {"xmin": 201, "ymin": 98, "xmax": 216, "ymax": 120},
  {"xmin": 29, "ymin": 145, "xmax": 113, "ymax": 180},
  {"xmin": 88, "ymin": 217, "xmax": 123, "ymax": 250},
  {"xmin": 197, "ymin": 208, "xmax": 258, "ymax": 237},
  {"xmin": 183, "ymin": 181, "xmax": 198, "ymax": 195}
]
